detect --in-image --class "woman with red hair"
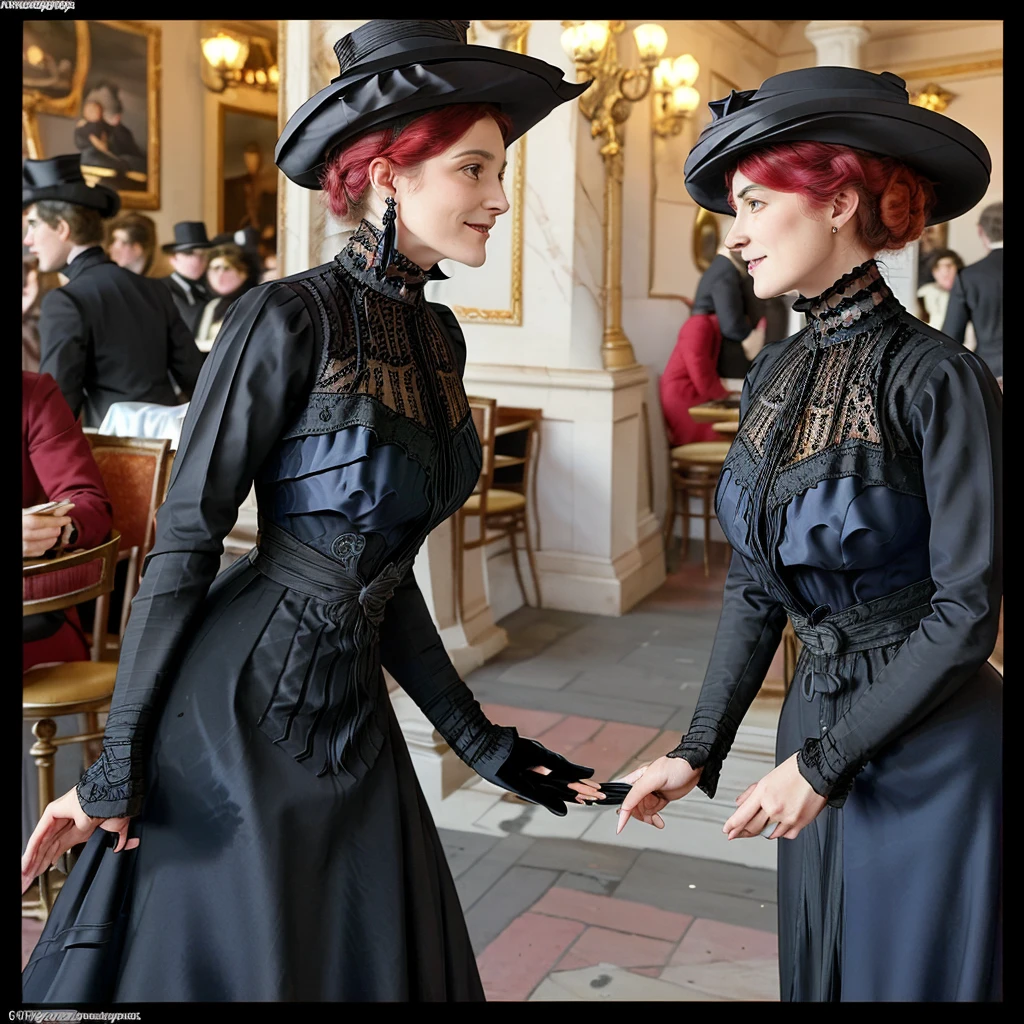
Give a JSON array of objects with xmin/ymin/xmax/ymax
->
[
  {"xmin": 23, "ymin": 21, "xmax": 607, "ymax": 1003},
  {"xmin": 618, "ymin": 68, "xmax": 1001, "ymax": 1001}
]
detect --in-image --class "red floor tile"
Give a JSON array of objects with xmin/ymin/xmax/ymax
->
[
  {"xmin": 531, "ymin": 886, "xmax": 693, "ymax": 942},
  {"xmin": 556, "ymin": 925, "xmax": 674, "ymax": 973},
  {"xmin": 566, "ymin": 721, "xmax": 661, "ymax": 784},
  {"xmin": 617, "ymin": 729, "xmax": 681, "ymax": 777},
  {"xmin": 534, "ymin": 714, "xmax": 605, "ymax": 757},
  {"xmin": 669, "ymin": 917, "xmax": 779, "ymax": 966},
  {"xmin": 629, "ymin": 967, "xmax": 662, "ymax": 978},
  {"xmin": 480, "ymin": 703, "xmax": 565, "ymax": 737},
  {"xmin": 476, "ymin": 911, "xmax": 585, "ymax": 1001}
]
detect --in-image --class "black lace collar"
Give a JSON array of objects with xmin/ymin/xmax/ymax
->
[
  {"xmin": 793, "ymin": 259, "xmax": 903, "ymax": 345},
  {"xmin": 335, "ymin": 220, "xmax": 448, "ymax": 303}
]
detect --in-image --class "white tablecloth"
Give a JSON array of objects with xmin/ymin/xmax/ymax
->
[{"xmin": 98, "ymin": 401, "xmax": 189, "ymax": 450}]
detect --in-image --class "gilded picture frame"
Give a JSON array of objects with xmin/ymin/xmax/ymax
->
[{"xmin": 22, "ymin": 20, "xmax": 161, "ymax": 211}]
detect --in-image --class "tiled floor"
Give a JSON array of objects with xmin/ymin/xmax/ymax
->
[{"xmin": 22, "ymin": 542, "xmax": 782, "ymax": 999}]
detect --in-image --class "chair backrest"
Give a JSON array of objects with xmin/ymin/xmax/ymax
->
[
  {"xmin": 467, "ymin": 396, "xmax": 497, "ymax": 498},
  {"xmin": 23, "ymin": 529, "xmax": 121, "ymax": 616},
  {"xmin": 85, "ymin": 434, "xmax": 171, "ymax": 558},
  {"xmin": 493, "ymin": 406, "xmax": 541, "ymax": 497}
]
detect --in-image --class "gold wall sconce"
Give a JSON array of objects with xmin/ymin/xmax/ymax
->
[
  {"xmin": 562, "ymin": 20, "xmax": 668, "ymax": 370},
  {"xmin": 909, "ymin": 82, "xmax": 955, "ymax": 113},
  {"xmin": 201, "ymin": 27, "xmax": 279, "ymax": 93},
  {"xmin": 652, "ymin": 54, "xmax": 700, "ymax": 136}
]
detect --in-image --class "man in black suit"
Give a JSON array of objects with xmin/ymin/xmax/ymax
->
[
  {"xmin": 160, "ymin": 221, "xmax": 215, "ymax": 336},
  {"xmin": 23, "ymin": 154, "xmax": 205, "ymax": 428},
  {"xmin": 942, "ymin": 201, "xmax": 1003, "ymax": 378}
]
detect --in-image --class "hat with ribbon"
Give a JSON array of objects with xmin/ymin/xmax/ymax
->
[
  {"xmin": 276, "ymin": 19, "xmax": 589, "ymax": 189},
  {"xmin": 162, "ymin": 221, "xmax": 215, "ymax": 253},
  {"xmin": 683, "ymin": 66, "xmax": 991, "ymax": 225},
  {"xmin": 22, "ymin": 153, "xmax": 121, "ymax": 218}
]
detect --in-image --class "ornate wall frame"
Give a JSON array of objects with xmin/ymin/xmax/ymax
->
[
  {"xmin": 23, "ymin": 20, "xmax": 161, "ymax": 211},
  {"xmin": 449, "ymin": 20, "xmax": 530, "ymax": 327}
]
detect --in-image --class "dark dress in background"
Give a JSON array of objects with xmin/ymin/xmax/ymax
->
[
  {"xmin": 942, "ymin": 247, "xmax": 1002, "ymax": 378},
  {"xmin": 38, "ymin": 247, "xmax": 205, "ymax": 428},
  {"xmin": 691, "ymin": 253, "xmax": 758, "ymax": 379},
  {"xmin": 23, "ymin": 222, "xmax": 494, "ymax": 1001},
  {"xmin": 670, "ymin": 262, "xmax": 1002, "ymax": 1001}
]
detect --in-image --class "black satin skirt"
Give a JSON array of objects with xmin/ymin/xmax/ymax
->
[
  {"xmin": 776, "ymin": 644, "xmax": 1002, "ymax": 1002},
  {"xmin": 22, "ymin": 554, "xmax": 484, "ymax": 1002}
]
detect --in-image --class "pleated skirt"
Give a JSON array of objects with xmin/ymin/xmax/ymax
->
[
  {"xmin": 23, "ymin": 555, "xmax": 484, "ymax": 1002},
  {"xmin": 776, "ymin": 645, "xmax": 1002, "ymax": 1002}
]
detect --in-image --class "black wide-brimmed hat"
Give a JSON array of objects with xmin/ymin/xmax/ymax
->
[
  {"xmin": 22, "ymin": 153, "xmax": 120, "ymax": 218},
  {"xmin": 276, "ymin": 19, "xmax": 589, "ymax": 189},
  {"xmin": 162, "ymin": 221, "xmax": 215, "ymax": 253},
  {"xmin": 684, "ymin": 67, "xmax": 991, "ymax": 226}
]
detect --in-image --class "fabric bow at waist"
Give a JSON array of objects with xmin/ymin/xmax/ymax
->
[
  {"xmin": 788, "ymin": 579, "xmax": 936, "ymax": 702},
  {"xmin": 788, "ymin": 578, "xmax": 936, "ymax": 657},
  {"xmin": 248, "ymin": 517, "xmax": 411, "ymax": 635}
]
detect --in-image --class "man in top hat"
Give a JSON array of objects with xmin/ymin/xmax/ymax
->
[
  {"xmin": 160, "ymin": 221, "xmax": 216, "ymax": 336},
  {"xmin": 23, "ymin": 154, "xmax": 205, "ymax": 428},
  {"xmin": 942, "ymin": 201, "xmax": 1003, "ymax": 379}
]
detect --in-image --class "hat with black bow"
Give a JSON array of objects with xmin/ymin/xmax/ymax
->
[
  {"xmin": 683, "ymin": 66, "xmax": 991, "ymax": 226},
  {"xmin": 276, "ymin": 19, "xmax": 590, "ymax": 189},
  {"xmin": 22, "ymin": 153, "xmax": 121, "ymax": 218}
]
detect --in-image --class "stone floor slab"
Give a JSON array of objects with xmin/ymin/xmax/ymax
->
[
  {"xmin": 465, "ymin": 865, "xmax": 560, "ymax": 954},
  {"xmin": 557, "ymin": 926, "xmax": 674, "ymax": 973},
  {"xmin": 436, "ymin": 828, "xmax": 499, "ymax": 880},
  {"xmin": 670, "ymin": 917, "xmax": 779, "ymax": 966},
  {"xmin": 618, "ymin": 848, "xmax": 779, "ymax": 904},
  {"xmin": 533, "ymin": 963, "xmax": 717, "ymax": 1001},
  {"xmin": 473, "ymin": 798, "xmax": 599, "ymax": 841},
  {"xmin": 515, "ymin": 836, "xmax": 643, "ymax": 882},
  {"xmin": 479, "ymin": 702, "xmax": 565, "ymax": 736},
  {"xmin": 454, "ymin": 833, "xmax": 535, "ymax": 912},
  {"xmin": 660, "ymin": 957, "xmax": 780, "ymax": 1001},
  {"xmin": 477, "ymin": 912, "xmax": 585, "ymax": 1001},
  {"xmin": 531, "ymin": 886, "xmax": 692, "ymax": 942}
]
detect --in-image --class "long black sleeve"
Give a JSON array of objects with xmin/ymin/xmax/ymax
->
[
  {"xmin": 161, "ymin": 289, "xmax": 206, "ymax": 398},
  {"xmin": 76, "ymin": 283, "xmax": 318, "ymax": 818},
  {"xmin": 38, "ymin": 288, "xmax": 88, "ymax": 420},
  {"xmin": 797, "ymin": 352, "xmax": 1002, "ymax": 801},
  {"xmin": 940, "ymin": 273, "xmax": 970, "ymax": 343},
  {"xmin": 379, "ymin": 571, "xmax": 514, "ymax": 770}
]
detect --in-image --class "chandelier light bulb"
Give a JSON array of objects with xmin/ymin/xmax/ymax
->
[{"xmin": 633, "ymin": 23, "xmax": 668, "ymax": 64}]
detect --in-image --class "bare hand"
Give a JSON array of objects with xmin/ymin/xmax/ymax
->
[
  {"xmin": 741, "ymin": 316, "xmax": 768, "ymax": 362},
  {"xmin": 22, "ymin": 509, "xmax": 74, "ymax": 558},
  {"xmin": 722, "ymin": 752, "xmax": 827, "ymax": 841},
  {"xmin": 530, "ymin": 764, "xmax": 606, "ymax": 805},
  {"xmin": 21, "ymin": 786, "xmax": 138, "ymax": 895},
  {"xmin": 615, "ymin": 755, "xmax": 703, "ymax": 834}
]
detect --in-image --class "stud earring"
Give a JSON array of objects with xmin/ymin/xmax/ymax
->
[
  {"xmin": 832, "ymin": 226, "xmax": 838, "ymax": 234},
  {"xmin": 372, "ymin": 196, "xmax": 397, "ymax": 280}
]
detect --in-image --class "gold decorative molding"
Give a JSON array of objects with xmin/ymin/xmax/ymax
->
[
  {"xmin": 451, "ymin": 20, "xmax": 529, "ymax": 327},
  {"xmin": 22, "ymin": 20, "xmax": 91, "ymax": 118},
  {"xmin": 893, "ymin": 57, "xmax": 1002, "ymax": 82}
]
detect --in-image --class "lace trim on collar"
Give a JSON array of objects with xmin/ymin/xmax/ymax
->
[
  {"xmin": 793, "ymin": 260, "xmax": 903, "ymax": 345},
  {"xmin": 335, "ymin": 220, "xmax": 447, "ymax": 303}
]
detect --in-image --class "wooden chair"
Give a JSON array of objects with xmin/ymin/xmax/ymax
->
[
  {"xmin": 665, "ymin": 435, "xmax": 732, "ymax": 577},
  {"xmin": 457, "ymin": 399, "xmax": 542, "ymax": 615},
  {"xmin": 84, "ymin": 434, "xmax": 172, "ymax": 653},
  {"xmin": 22, "ymin": 530, "xmax": 121, "ymax": 919}
]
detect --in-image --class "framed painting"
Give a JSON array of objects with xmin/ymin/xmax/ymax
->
[
  {"xmin": 22, "ymin": 20, "xmax": 160, "ymax": 210},
  {"xmin": 218, "ymin": 106, "xmax": 279, "ymax": 254}
]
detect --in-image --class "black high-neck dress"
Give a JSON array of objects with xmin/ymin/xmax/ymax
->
[
  {"xmin": 669, "ymin": 261, "xmax": 1002, "ymax": 1001},
  {"xmin": 23, "ymin": 223, "xmax": 507, "ymax": 1002}
]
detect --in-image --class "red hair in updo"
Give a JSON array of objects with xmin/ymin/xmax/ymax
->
[
  {"xmin": 725, "ymin": 141, "xmax": 936, "ymax": 252},
  {"xmin": 321, "ymin": 103, "xmax": 513, "ymax": 221}
]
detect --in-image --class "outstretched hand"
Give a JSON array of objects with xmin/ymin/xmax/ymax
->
[
  {"xmin": 494, "ymin": 737, "xmax": 605, "ymax": 816},
  {"xmin": 21, "ymin": 786, "xmax": 138, "ymax": 895},
  {"xmin": 615, "ymin": 755, "xmax": 703, "ymax": 835}
]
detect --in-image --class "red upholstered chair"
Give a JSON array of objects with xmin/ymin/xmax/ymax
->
[{"xmin": 84, "ymin": 434, "xmax": 172, "ymax": 653}]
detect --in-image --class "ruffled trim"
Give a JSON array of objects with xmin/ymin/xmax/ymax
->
[
  {"xmin": 335, "ymin": 220, "xmax": 447, "ymax": 303},
  {"xmin": 796, "ymin": 734, "xmax": 864, "ymax": 808},
  {"xmin": 793, "ymin": 260, "xmax": 904, "ymax": 346},
  {"xmin": 666, "ymin": 706, "xmax": 742, "ymax": 799}
]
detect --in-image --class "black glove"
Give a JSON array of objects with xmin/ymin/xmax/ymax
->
[
  {"xmin": 590, "ymin": 781, "xmax": 631, "ymax": 806},
  {"xmin": 475, "ymin": 734, "xmax": 597, "ymax": 817}
]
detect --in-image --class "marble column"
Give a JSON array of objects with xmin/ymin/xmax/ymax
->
[{"xmin": 803, "ymin": 20, "xmax": 869, "ymax": 68}]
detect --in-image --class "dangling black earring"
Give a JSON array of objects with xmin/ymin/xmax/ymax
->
[{"xmin": 373, "ymin": 196, "xmax": 397, "ymax": 280}]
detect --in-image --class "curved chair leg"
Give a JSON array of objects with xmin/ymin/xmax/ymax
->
[
  {"xmin": 29, "ymin": 718, "xmax": 58, "ymax": 918},
  {"xmin": 679, "ymin": 480, "xmax": 691, "ymax": 561},
  {"xmin": 663, "ymin": 475, "xmax": 676, "ymax": 547},
  {"xmin": 520, "ymin": 513, "xmax": 542, "ymax": 608},
  {"xmin": 507, "ymin": 523, "xmax": 530, "ymax": 607}
]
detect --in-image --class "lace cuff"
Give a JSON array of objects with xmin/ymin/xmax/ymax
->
[
  {"xmin": 76, "ymin": 705, "xmax": 151, "ymax": 819},
  {"xmin": 665, "ymin": 707, "xmax": 741, "ymax": 799},
  {"xmin": 796, "ymin": 734, "xmax": 863, "ymax": 808}
]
